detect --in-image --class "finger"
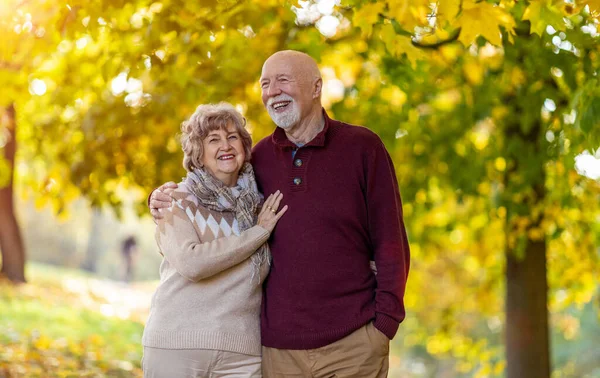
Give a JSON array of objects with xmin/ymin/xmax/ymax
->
[
  {"xmin": 266, "ymin": 190, "xmax": 280, "ymax": 208},
  {"xmin": 150, "ymin": 198, "xmax": 166, "ymax": 209},
  {"xmin": 258, "ymin": 205, "xmax": 268, "ymax": 217},
  {"xmin": 151, "ymin": 208, "xmax": 164, "ymax": 219},
  {"xmin": 259, "ymin": 196, "xmax": 273, "ymax": 215},
  {"xmin": 275, "ymin": 205, "xmax": 288, "ymax": 220},
  {"xmin": 271, "ymin": 192, "xmax": 283, "ymax": 211},
  {"xmin": 263, "ymin": 194, "xmax": 274, "ymax": 209},
  {"xmin": 159, "ymin": 182, "xmax": 178, "ymax": 190},
  {"xmin": 155, "ymin": 191, "xmax": 173, "ymax": 202}
]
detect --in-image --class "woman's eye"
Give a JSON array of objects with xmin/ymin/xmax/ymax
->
[
  {"xmin": 228, "ymin": 135, "xmax": 238, "ymax": 140},
  {"xmin": 209, "ymin": 138, "xmax": 218, "ymax": 143}
]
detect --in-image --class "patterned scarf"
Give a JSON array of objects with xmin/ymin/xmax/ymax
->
[{"xmin": 185, "ymin": 163, "xmax": 270, "ymax": 284}]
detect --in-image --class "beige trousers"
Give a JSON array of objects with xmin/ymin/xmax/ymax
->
[
  {"xmin": 262, "ymin": 322, "xmax": 389, "ymax": 378},
  {"xmin": 143, "ymin": 347, "xmax": 262, "ymax": 378}
]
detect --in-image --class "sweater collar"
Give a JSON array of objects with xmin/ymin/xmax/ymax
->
[{"xmin": 271, "ymin": 108, "xmax": 331, "ymax": 149}]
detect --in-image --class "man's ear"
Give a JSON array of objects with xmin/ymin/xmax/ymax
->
[{"xmin": 313, "ymin": 78, "xmax": 323, "ymax": 99}]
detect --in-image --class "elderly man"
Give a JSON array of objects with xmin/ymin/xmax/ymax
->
[{"xmin": 150, "ymin": 50, "xmax": 410, "ymax": 378}]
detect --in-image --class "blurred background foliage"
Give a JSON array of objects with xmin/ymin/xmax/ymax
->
[{"xmin": 1, "ymin": 0, "xmax": 600, "ymax": 377}]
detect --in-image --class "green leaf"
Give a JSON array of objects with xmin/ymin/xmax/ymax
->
[{"xmin": 522, "ymin": 1, "xmax": 566, "ymax": 36}]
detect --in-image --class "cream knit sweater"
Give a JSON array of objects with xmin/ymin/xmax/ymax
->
[{"xmin": 142, "ymin": 181, "xmax": 271, "ymax": 356}]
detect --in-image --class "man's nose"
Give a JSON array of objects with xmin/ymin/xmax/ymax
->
[{"xmin": 265, "ymin": 81, "xmax": 281, "ymax": 97}]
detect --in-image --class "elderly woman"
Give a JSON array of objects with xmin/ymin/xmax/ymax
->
[{"xmin": 142, "ymin": 102, "xmax": 287, "ymax": 377}]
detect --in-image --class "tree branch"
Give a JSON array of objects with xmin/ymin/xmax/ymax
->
[
  {"xmin": 411, "ymin": 28, "xmax": 462, "ymax": 49},
  {"xmin": 0, "ymin": 61, "xmax": 22, "ymax": 71}
]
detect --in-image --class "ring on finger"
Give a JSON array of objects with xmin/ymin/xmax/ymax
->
[{"xmin": 270, "ymin": 208, "xmax": 276, "ymax": 213}]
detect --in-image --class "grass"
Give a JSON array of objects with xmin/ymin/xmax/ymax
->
[{"xmin": 0, "ymin": 263, "xmax": 152, "ymax": 377}]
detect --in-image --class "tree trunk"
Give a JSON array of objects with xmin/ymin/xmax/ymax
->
[
  {"xmin": 504, "ymin": 115, "xmax": 550, "ymax": 377},
  {"xmin": 0, "ymin": 104, "xmax": 26, "ymax": 283},
  {"xmin": 505, "ymin": 239, "xmax": 550, "ymax": 378}
]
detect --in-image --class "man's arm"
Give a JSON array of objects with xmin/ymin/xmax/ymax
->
[{"xmin": 365, "ymin": 138, "xmax": 411, "ymax": 340}]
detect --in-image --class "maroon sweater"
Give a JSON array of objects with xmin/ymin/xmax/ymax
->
[{"xmin": 252, "ymin": 111, "xmax": 410, "ymax": 349}]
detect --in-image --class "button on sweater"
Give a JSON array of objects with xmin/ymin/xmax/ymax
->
[{"xmin": 252, "ymin": 111, "xmax": 410, "ymax": 350}]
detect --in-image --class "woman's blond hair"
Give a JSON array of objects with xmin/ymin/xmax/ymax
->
[{"xmin": 180, "ymin": 102, "xmax": 252, "ymax": 172}]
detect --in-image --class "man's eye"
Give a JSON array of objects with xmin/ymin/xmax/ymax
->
[{"xmin": 261, "ymin": 82, "xmax": 269, "ymax": 88}]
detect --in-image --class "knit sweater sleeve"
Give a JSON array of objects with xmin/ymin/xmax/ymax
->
[
  {"xmin": 155, "ymin": 201, "xmax": 270, "ymax": 282},
  {"xmin": 365, "ymin": 137, "xmax": 411, "ymax": 340}
]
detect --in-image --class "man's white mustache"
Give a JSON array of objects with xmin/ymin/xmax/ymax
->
[{"xmin": 267, "ymin": 95, "xmax": 294, "ymax": 107}]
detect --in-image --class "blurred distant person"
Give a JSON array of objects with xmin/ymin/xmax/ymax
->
[
  {"xmin": 142, "ymin": 103, "xmax": 287, "ymax": 377},
  {"xmin": 121, "ymin": 235, "xmax": 138, "ymax": 282}
]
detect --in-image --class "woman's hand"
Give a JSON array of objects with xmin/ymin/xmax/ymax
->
[{"xmin": 257, "ymin": 190, "xmax": 288, "ymax": 233}]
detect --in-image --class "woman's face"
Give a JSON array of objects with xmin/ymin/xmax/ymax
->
[{"xmin": 200, "ymin": 123, "xmax": 246, "ymax": 187}]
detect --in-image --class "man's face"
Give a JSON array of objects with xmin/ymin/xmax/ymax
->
[{"xmin": 260, "ymin": 57, "xmax": 315, "ymax": 129}]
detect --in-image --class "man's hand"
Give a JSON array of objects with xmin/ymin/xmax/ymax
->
[{"xmin": 150, "ymin": 182, "xmax": 178, "ymax": 221}]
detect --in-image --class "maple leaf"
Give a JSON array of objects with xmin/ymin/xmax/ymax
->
[
  {"xmin": 380, "ymin": 23, "xmax": 428, "ymax": 67},
  {"xmin": 386, "ymin": 0, "xmax": 430, "ymax": 31},
  {"xmin": 522, "ymin": 0, "xmax": 566, "ymax": 36},
  {"xmin": 436, "ymin": 0, "xmax": 461, "ymax": 27},
  {"xmin": 353, "ymin": 2, "xmax": 386, "ymax": 37},
  {"xmin": 454, "ymin": 0, "xmax": 516, "ymax": 47}
]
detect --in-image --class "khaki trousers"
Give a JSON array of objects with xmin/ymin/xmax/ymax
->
[
  {"xmin": 262, "ymin": 322, "xmax": 389, "ymax": 378},
  {"xmin": 143, "ymin": 347, "xmax": 262, "ymax": 378}
]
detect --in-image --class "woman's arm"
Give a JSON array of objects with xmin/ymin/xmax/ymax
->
[{"xmin": 156, "ymin": 202, "xmax": 270, "ymax": 282}]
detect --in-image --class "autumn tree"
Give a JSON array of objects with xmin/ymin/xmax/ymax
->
[
  {"xmin": 0, "ymin": 0, "xmax": 77, "ymax": 282},
  {"xmin": 337, "ymin": 1, "xmax": 600, "ymax": 376}
]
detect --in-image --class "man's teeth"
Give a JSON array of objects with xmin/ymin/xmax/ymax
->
[{"xmin": 273, "ymin": 102, "xmax": 289, "ymax": 110}]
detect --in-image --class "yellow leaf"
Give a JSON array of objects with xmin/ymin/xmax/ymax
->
[
  {"xmin": 0, "ymin": 156, "xmax": 10, "ymax": 187},
  {"xmin": 494, "ymin": 157, "xmax": 507, "ymax": 171},
  {"xmin": 463, "ymin": 61, "xmax": 484, "ymax": 85},
  {"xmin": 511, "ymin": 67, "xmax": 527, "ymax": 88},
  {"xmin": 387, "ymin": 0, "xmax": 430, "ymax": 30},
  {"xmin": 432, "ymin": 88, "xmax": 462, "ymax": 111},
  {"xmin": 353, "ymin": 2, "xmax": 386, "ymax": 37},
  {"xmin": 455, "ymin": 0, "xmax": 516, "ymax": 46},
  {"xmin": 89, "ymin": 334, "xmax": 104, "ymax": 346},
  {"xmin": 379, "ymin": 24, "xmax": 428, "ymax": 67},
  {"xmin": 381, "ymin": 85, "xmax": 407, "ymax": 107},
  {"xmin": 35, "ymin": 196, "xmax": 48, "ymax": 210},
  {"xmin": 34, "ymin": 335, "xmax": 52, "ymax": 350},
  {"xmin": 436, "ymin": 0, "xmax": 461, "ymax": 26},
  {"xmin": 584, "ymin": 0, "xmax": 600, "ymax": 12},
  {"xmin": 522, "ymin": 0, "xmax": 566, "ymax": 36},
  {"xmin": 494, "ymin": 361, "xmax": 506, "ymax": 375}
]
